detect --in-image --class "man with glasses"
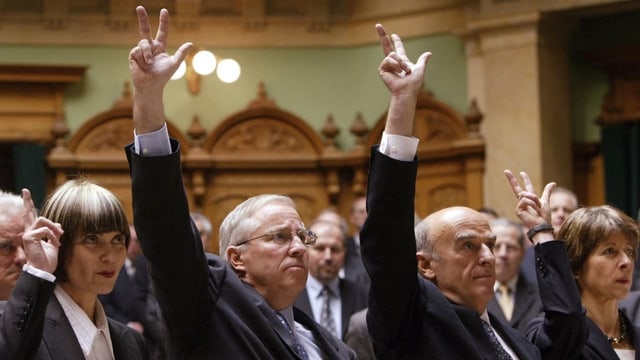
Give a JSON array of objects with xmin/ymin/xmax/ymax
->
[
  {"xmin": 0, "ymin": 190, "xmax": 27, "ymax": 301},
  {"xmin": 126, "ymin": 6, "xmax": 355, "ymax": 359}
]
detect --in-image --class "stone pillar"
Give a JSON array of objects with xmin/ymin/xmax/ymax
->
[{"xmin": 465, "ymin": 12, "xmax": 574, "ymax": 218}]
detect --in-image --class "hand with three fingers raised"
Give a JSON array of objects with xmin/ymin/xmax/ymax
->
[{"xmin": 503, "ymin": 170, "xmax": 556, "ymax": 245}]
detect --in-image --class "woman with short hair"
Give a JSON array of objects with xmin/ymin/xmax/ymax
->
[{"xmin": 1, "ymin": 179, "xmax": 149, "ymax": 359}]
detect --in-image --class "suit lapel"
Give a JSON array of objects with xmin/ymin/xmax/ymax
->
[
  {"xmin": 295, "ymin": 288, "xmax": 313, "ymax": 316},
  {"xmin": 339, "ymin": 280, "xmax": 353, "ymax": 338},
  {"xmin": 510, "ymin": 278, "xmax": 536, "ymax": 325},
  {"xmin": 243, "ymin": 282, "xmax": 304, "ymax": 360},
  {"xmin": 451, "ymin": 305, "xmax": 496, "ymax": 360},
  {"xmin": 294, "ymin": 307, "xmax": 342, "ymax": 359},
  {"xmin": 41, "ymin": 297, "xmax": 85, "ymax": 359},
  {"xmin": 487, "ymin": 297, "xmax": 507, "ymax": 324}
]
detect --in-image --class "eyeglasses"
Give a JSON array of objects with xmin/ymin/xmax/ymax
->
[{"xmin": 236, "ymin": 228, "xmax": 317, "ymax": 247}]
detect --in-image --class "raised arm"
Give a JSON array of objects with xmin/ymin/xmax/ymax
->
[
  {"xmin": 361, "ymin": 25, "xmax": 431, "ymax": 358},
  {"xmin": 128, "ymin": 6, "xmax": 192, "ymax": 134},
  {"xmin": 504, "ymin": 171, "xmax": 586, "ymax": 359},
  {"xmin": 375, "ymin": 24, "xmax": 430, "ymax": 136}
]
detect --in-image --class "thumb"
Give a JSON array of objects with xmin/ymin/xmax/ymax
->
[
  {"xmin": 415, "ymin": 51, "xmax": 432, "ymax": 69},
  {"xmin": 173, "ymin": 42, "xmax": 193, "ymax": 64}
]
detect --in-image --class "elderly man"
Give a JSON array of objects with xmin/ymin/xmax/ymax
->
[
  {"xmin": 294, "ymin": 219, "xmax": 368, "ymax": 340},
  {"xmin": 487, "ymin": 218, "xmax": 543, "ymax": 333},
  {"xmin": 360, "ymin": 24, "xmax": 545, "ymax": 359},
  {"xmin": 126, "ymin": 6, "xmax": 355, "ymax": 359},
  {"xmin": 0, "ymin": 190, "xmax": 27, "ymax": 300}
]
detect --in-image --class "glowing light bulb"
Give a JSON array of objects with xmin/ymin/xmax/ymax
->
[
  {"xmin": 192, "ymin": 50, "xmax": 217, "ymax": 75},
  {"xmin": 217, "ymin": 59, "xmax": 241, "ymax": 83}
]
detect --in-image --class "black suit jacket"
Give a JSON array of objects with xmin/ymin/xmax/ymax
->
[
  {"xmin": 126, "ymin": 141, "xmax": 355, "ymax": 359},
  {"xmin": 361, "ymin": 148, "xmax": 541, "ymax": 359},
  {"xmin": 293, "ymin": 278, "xmax": 368, "ymax": 339},
  {"xmin": 344, "ymin": 308, "xmax": 376, "ymax": 360},
  {"xmin": 343, "ymin": 236, "xmax": 370, "ymax": 289},
  {"xmin": 0, "ymin": 271, "xmax": 148, "ymax": 360},
  {"xmin": 487, "ymin": 271, "xmax": 543, "ymax": 333}
]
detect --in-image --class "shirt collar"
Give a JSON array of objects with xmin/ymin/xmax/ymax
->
[
  {"xmin": 494, "ymin": 274, "xmax": 518, "ymax": 293},
  {"xmin": 306, "ymin": 275, "xmax": 340, "ymax": 298},
  {"xmin": 54, "ymin": 285, "xmax": 114, "ymax": 358}
]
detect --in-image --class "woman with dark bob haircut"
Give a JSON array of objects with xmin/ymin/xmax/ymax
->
[
  {"xmin": 506, "ymin": 170, "xmax": 639, "ymax": 360},
  {"xmin": 1, "ymin": 179, "xmax": 149, "ymax": 359}
]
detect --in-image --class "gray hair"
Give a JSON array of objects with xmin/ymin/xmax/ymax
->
[
  {"xmin": 219, "ymin": 194, "xmax": 295, "ymax": 260},
  {"xmin": 0, "ymin": 190, "xmax": 24, "ymax": 223},
  {"xmin": 190, "ymin": 212, "xmax": 212, "ymax": 235},
  {"xmin": 414, "ymin": 219, "xmax": 437, "ymax": 259}
]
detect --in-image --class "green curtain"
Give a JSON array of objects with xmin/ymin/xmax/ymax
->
[
  {"xmin": 601, "ymin": 122, "xmax": 640, "ymax": 219},
  {"xmin": 12, "ymin": 143, "xmax": 46, "ymax": 208}
]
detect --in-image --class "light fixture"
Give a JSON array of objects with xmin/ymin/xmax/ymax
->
[{"xmin": 171, "ymin": 48, "xmax": 241, "ymax": 95}]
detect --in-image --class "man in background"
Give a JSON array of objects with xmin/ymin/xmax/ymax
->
[
  {"xmin": 191, "ymin": 212, "xmax": 212, "ymax": 252},
  {"xmin": 294, "ymin": 219, "xmax": 368, "ymax": 340},
  {"xmin": 0, "ymin": 190, "xmax": 26, "ymax": 301},
  {"xmin": 344, "ymin": 196, "xmax": 370, "ymax": 288},
  {"xmin": 487, "ymin": 218, "xmax": 543, "ymax": 333}
]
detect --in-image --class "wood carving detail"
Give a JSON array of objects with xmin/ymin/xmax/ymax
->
[
  {"xmin": 217, "ymin": 120, "xmax": 310, "ymax": 154},
  {"xmin": 76, "ymin": 119, "xmax": 132, "ymax": 154},
  {"xmin": 429, "ymin": 184, "xmax": 467, "ymax": 212}
]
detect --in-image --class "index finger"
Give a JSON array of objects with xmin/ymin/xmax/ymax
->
[
  {"xmin": 503, "ymin": 170, "xmax": 523, "ymax": 197},
  {"xmin": 519, "ymin": 171, "xmax": 535, "ymax": 194},
  {"xmin": 136, "ymin": 6, "xmax": 153, "ymax": 44},
  {"xmin": 390, "ymin": 34, "xmax": 407, "ymax": 58},
  {"xmin": 21, "ymin": 188, "xmax": 37, "ymax": 228},
  {"xmin": 155, "ymin": 8, "xmax": 170, "ymax": 47},
  {"xmin": 376, "ymin": 24, "xmax": 394, "ymax": 56}
]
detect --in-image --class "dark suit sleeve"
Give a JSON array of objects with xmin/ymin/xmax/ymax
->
[
  {"xmin": 524, "ymin": 241, "xmax": 587, "ymax": 359},
  {"xmin": 360, "ymin": 148, "xmax": 421, "ymax": 354},
  {"xmin": 126, "ymin": 141, "xmax": 212, "ymax": 351},
  {"xmin": 1, "ymin": 271, "xmax": 55, "ymax": 359}
]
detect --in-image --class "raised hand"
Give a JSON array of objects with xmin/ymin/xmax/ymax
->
[
  {"xmin": 503, "ymin": 170, "xmax": 555, "ymax": 243},
  {"xmin": 376, "ymin": 24, "xmax": 431, "ymax": 98},
  {"xmin": 376, "ymin": 24, "xmax": 431, "ymax": 137},
  {"xmin": 21, "ymin": 189, "xmax": 63, "ymax": 273},
  {"xmin": 129, "ymin": 6, "xmax": 193, "ymax": 133}
]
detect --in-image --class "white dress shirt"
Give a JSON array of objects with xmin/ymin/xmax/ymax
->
[{"xmin": 54, "ymin": 286, "xmax": 115, "ymax": 360}]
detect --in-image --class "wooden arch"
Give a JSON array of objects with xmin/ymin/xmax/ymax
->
[
  {"xmin": 194, "ymin": 84, "xmax": 333, "ymax": 252},
  {"xmin": 47, "ymin": 84, "xmax": 189, "ymax": 221},
  {"xmin": 44, "ymin": 83, "xmax": 485, "ymax": 253},
  {"xmin": 364, "ymin": 89, "xmax": 485, "ymax": 218}
]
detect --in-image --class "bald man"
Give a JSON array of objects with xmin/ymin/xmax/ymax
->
[{"xmin": 360, "ymin": 24, "xmax": 542, "ymax": 359}]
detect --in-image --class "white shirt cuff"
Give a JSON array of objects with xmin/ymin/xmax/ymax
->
[
  {"xmin": 379, "ymin": 131, "xmax": 419, "ymax": 161},
  {"xmin": 134, "ymin": 123, "xmax": 171, "ymax": 156},
  {"xmin": 23, "ymin": 263, "xmax": 56, "ymax": 283}
]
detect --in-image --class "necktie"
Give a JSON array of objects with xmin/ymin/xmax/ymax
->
[
  {"xmin": 480, "ymin": 319, "xmax": 513, "ymax": 360},
  {"xmin": 498, "ymin": 283, "xmax": 514, "ymax": 321},
  {"xmin": 276, "ymin": 312, "xmax": 310, "ymax": 360},
  {"xmin": 320, "ymin": 286, "xmax": 337, "ymax": 336}
]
